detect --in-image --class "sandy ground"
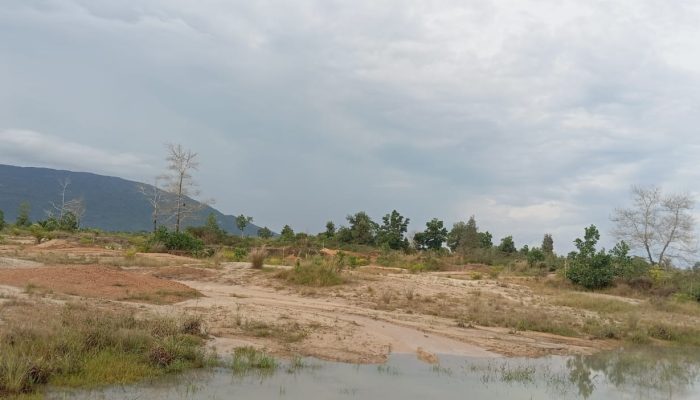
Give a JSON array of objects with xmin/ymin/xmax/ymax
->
[
  {"xmin": 0, "ymin": 238, "xmax": 613, "ymax": 364},
  {"xmin": 170, "ymin": 264, "xmax": 608, "ymax": 363}
]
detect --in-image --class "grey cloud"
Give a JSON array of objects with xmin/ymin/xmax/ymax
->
[{"xmin": 1, "ymin": 0, "xmax": 699, "ymax": 254}]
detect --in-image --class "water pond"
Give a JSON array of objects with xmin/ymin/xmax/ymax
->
[{"xmin": 49, "ymin": 346, "xmax": 700, "ymax": 400}]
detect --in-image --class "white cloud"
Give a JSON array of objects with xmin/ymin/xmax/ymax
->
[{"xmin": 0, "ymin": 129, "xmax": 155, "ymax": 180}]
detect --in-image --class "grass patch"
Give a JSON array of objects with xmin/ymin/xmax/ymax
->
[
  {"xmin": 553, "ymin": 293, "xmax": 636, "ymax": 314},
  {"xmin": 230, "ymin": 347, "xmax": 277, "ymax": 376},
  {"xmin": 275, "ymin": 263, "xmax": 345, "ymax": 287},
  {"xmin": 0, "ymin": 302, "xmax": 211, "ymax": 397},
  {"xmin": 237, "ymin": 319, "xmax": 308, "ymax": 343}
]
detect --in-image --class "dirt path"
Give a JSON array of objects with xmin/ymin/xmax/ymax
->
[{"xmin": 167, "ymin": 264, "xmax": 606, "ymax": 363}]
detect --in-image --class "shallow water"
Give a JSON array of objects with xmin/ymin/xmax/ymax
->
[{"xmin": 49, "ymin": 347, "xmax": 700, "ymax": 400}]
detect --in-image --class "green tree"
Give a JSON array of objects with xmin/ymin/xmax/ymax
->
[
  {"xmin": 346, "ymin": 211, "xmax": 377, "ymax": 245},
  {"xmin": 498, "ymin": 236, "xmax": 516, "ymax": 254},
  {"xmin": 478, "ymin": 231, "xmax": 493, "ymax": 248},
  {"xmin": 324, "ymin": 221, "xmax": 336, "ymax": 238},
  {"xmin": 609, "ymin": 240, "xmax": 649, "ymax": 280},
  {"xmin": 280, "ymin": 225, "xmax": 295, "ymax": 241},
  {"xmin": 257, "ymin": 226, "xmax": 273, "ymax": 239},
  {"xmin": 447, "ymin": 216, "xmax": 480, "ymax": 252},
  {"xmin": 527, "ymin": 247, "xmax": 545, "ymax": 267},
  {"xmin": 235, "ymin": 214, "xmax": 253, "ymax": 236},
  {"xmin": 520, "ymin": 245, "xmax": 530, "ymax": 255},
  {"xmin": 414, "ymin": 218, "xmax": 448, "ymax": 250},
  {"xmin": 377, "ymin": 210, "xmax": 410, "ymax": 250},
  {"xmin": 566, "ymin": 225, "xmax": 614, "ymax": 289},
  {"xmin": 542, "ymin": 234, "xmax": 554, "ymax": 254},
  {"xmin": 336, "ymin": 226, "xmax": 352, "ymax": 243},
  {"xmin": 205, "ymin": 213, "xmax": 223, "ymax": 234},
  {"xmin": 0, "ymin": 209, "xmax": 5, "ymax": 231},
  {"xmin": 15, "ymin": 202, "xmax": 31, "ymax": 227},
  {"xmin": 190, "ymin": 212, "xmax": 225, "ymax": 243}
]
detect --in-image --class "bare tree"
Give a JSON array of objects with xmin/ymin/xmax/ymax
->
[
  {"xmin": 163, "ymin": 143, "xmax": 203, "ymax": 233},
  {"xmin": 65, "ymin": 196, "xmax": 86, "ymax": 228},
  {"xmin": 612, "ymin": 186, "xmax": 696, "ymax": 266},
  {"xmin": 45, "ymin": 178, "xmax": 87, "ymax": 228},
  {"xmin": 47, "ymin": 177, "xmax": 72, "ymax": 219},
  {"xmin": 138, "ymin": 177, "xmax": 165, "ymax": 233}
]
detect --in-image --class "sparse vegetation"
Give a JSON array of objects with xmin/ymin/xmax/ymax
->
[
  {"xmin": 275, "ymin": 257, "xmax": 346, "ymax": 286},
  {"xmin": 0, "ymin": 302, "xmax": 210, "ymax": 397},
  {"xmin": 230, "ymin": 347, "xmax": 277, "ymax": 375}
]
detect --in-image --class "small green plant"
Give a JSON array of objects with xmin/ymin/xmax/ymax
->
[
  {"xmin": 232, "ymin": 247, "xmax": 248, "ymax": 261},
  {"xmin": 230, "ymin": 347, "xmax": 277, "ymax": 375}
]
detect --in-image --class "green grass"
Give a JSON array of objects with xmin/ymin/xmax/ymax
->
[
  {"xmin": 230, "ymin": 347, "xmax": 277, "ymax": 376},
  {"xmin": 0, "ymin": 303, "xmax": 211, "ymax": 397},
  {"xmin": 50, "ymin": 351, "xmax": 157, "ymax": 387}
]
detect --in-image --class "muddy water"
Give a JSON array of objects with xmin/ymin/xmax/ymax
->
[{"xmin": 50, "ymin": 347, "xmax": 700, "ymax": 400}]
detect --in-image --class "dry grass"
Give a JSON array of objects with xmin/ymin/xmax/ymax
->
[
  {"xmin": 0, "ymin": 301, "xmax": 210, "ymax": 397},
  {"xmin": 249, "ymin": 248, "xmax": 267, "ymax": 269},
  {"xmin": 275, "ymin": 263, "xmax": 346, "ymax": 287},
  {"xmin": 552, "ymin": 293, "xmax": 636, "ymax": 314}
]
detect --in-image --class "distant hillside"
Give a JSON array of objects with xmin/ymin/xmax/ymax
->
[{"xmin": 0, "ymin": 164, "xmax": 264, "ymax": 235}]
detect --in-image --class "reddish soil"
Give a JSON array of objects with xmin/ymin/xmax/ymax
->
[{"xmin": 0, "ymin": 265, "xmax": 199, "ymax": 304}]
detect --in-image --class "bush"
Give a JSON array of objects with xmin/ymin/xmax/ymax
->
[
  {"xmin": 565, "ymin": 225, "xmax": 614, "ymax": 289},
  {"xmin": 249, "ymin": 248, "xmax": 267, "ymax": 269},
  {"xmin": 275, "ymin": 260, "xmax": 345, "ymax": 286},
  {"xmin": 566, "ymin": 252, "xmax": 614, "ymax": 290},
  {"xmin": 149, "ymin": 227, "xmax": 204, "ymax": 254}
]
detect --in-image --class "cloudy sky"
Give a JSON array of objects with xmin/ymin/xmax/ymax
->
[{"xmin": 2, "ymin": 0, "xmax": 700, "ymax": 253}]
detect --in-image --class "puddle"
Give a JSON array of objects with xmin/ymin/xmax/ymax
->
[{"xmin": 48, "ymin": 346, "xmax": 700, "ymax": 399}]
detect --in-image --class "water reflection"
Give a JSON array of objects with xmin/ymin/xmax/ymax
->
[
  {"xmin": 50, "ymin": 346, "xmax": 700, "ymax": 400},
  {"xmin": 566, "ymin": 347, "xmax": 700, "ymax": 399}
]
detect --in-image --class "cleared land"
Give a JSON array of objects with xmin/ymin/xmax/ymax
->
[{"xmin": 1, "ymin": 236, "xmax": 699, "ymax": 366}]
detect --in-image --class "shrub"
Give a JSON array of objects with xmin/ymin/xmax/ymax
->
[
  {"xmin": 276, "ymin": 262, "xmax": 345, "ymax": 286},
  {"xmin": 232, "ymin": 247, "xmax": 248, "ymax": 261},
  {"xmin": 0, "ymin": 209, "xmax": 5, "ymax": 231},
  {"xmin": 29, "ymin": 224, "xmax": 51, "ymax": 244},
  {"xmin": 149, "ymin": 227, "xmax": 204, "ymax": 254},
  {"xmin": 249, "ymin": 248, "xmax": 267, "ymax": 269},
  {"xmin": 526, "ymin": 248, "xmax": 545, "ymax": 268},
  {"xmin": 565, "ymin": 225, "xmax": 614, "ymax": 289}
]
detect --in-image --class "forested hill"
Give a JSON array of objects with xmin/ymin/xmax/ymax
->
[{"xmin": 0, "ymin": 164, "xmax": 263, "ymax": 235}]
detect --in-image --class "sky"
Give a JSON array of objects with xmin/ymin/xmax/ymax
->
[{"xmin": 1, "ymin": 0, "xmax": 700, "ymax": 254}]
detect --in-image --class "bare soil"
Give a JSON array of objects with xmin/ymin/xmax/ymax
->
[
  {"xmin": 0, "ymin": 265, "xmax": 199, "ymax": 303},
  {"xmin": 0, "ymin": 237, "xmax": 629, "ymax": 365}
]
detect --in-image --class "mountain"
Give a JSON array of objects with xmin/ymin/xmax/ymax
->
[{"xmin": 0, "ymin": 164, "xmax": 264, "ymax": 235}]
